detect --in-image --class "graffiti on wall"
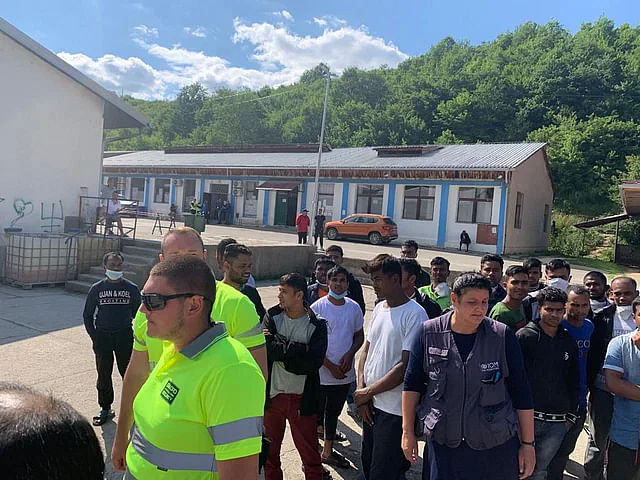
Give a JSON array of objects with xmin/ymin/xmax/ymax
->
[
  {"xmin": 0, "ymin": 197, "xmax": 65, "ymax": 232},
  {"xmin": 41, "ymin": 201, "xmax": 65, "ymax": 232},
  {"xmin": 10, "ymin": 199, "xmax": 34, "ymax": 228}
]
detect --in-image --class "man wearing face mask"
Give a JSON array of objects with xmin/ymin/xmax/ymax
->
[
  {"xmin": 307, "ymin": 256, "xmax": 336, "ymax": 305},
  {"xmin": 584, "ymin": 276, "xmax": 640, "ymax": 480},
  {"xmin": 522, "ymin": 259, "xmax": 571, "ymax": 324},
  {"xmin": 83, "ymin": 252, "xmax": 141, "ymax": 426},
  {"xmin": 311, "ymin": 265, "xmax": 364, "ymax": 469}
]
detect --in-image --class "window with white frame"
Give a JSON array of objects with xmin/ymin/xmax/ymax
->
[
  {"xmin": 356, "ymin": 184, "xmax": 384, "ymax": 214},
  {"xmin": 243, "ymin": 181, "xmax": 258, "ymax": 217},
  {"xmin": 130, "ymin": 178, "xmax": 145, "ymax": 202},
  {"xmin": 154, "ymin": 178, "xmax": 170, "ymax": 204},
  {"xmin": 403, "ymin": 185, "xmax": 435, "ymax": 220},
  {"xmin": 317, "ymin": 183, "xmax": 334, "ymax": 218},
  {"xmin": 456, "ymin": 187, "xmax": 494, "ymax": 224}
]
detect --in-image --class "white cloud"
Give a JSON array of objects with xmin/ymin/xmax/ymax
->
[
  {"xmin": 184, "ymin": 26, "xmax": 207, "ymax": 38},
  {"xmin": 272, "ymin": 10, "xmax": 294, "ymax": 21},
  {"xmin": 131, "ymin": 24, "xmax": 158, "ymax": 39},
  {"xmin": 58, "ymin": 19, "xmax": 408, "ymax": 100},
  {"xmin": 313, "ymin": 15, "xmax": 347, "ymax": 29},
  {"xmin": 57, "ymin": 52, "xmax": 167, "ymax": 100}
]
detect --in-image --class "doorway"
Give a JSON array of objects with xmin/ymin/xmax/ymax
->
[
  {"xmin": 210, "ymin": 184, "xmax": 229, "ymax": 222},
  {"xmin": 274, "ymin": 190, "xmax": 298, "ymax": 226}
]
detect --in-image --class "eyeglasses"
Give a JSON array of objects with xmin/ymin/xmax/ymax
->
[{"xmin": 141, "ymin": 292, "xmax": 209, "ymax": 311}]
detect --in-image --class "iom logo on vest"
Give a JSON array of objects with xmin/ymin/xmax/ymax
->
[
  {"xmin": 480, "ymin": 361, "xmax": 500, "ymax": 372},
  {"xmin": 161, "ymin": 380, "xmax": 180, "ymax": 405}
]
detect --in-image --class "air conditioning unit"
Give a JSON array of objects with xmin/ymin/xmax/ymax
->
[
  {"xmin": 172, "ymin": 179, "xmax": 184, "ymax": 186},
  {"xmin": 233, "ymin": 180, "xmax": 243, "ymax": 189}
]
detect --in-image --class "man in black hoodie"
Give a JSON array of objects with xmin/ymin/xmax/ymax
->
[
  {"xmin": 517, "ymin": 287, "xmax": 579, "ymax": 480},
  {"xmin": 263, "ymin": 273, "xmax": 328, "ymax": 480}
]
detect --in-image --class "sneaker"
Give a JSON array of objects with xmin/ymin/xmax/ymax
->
[{"xmin": 92, "ymin": 409, "xmax": 115, "ymax": 426}]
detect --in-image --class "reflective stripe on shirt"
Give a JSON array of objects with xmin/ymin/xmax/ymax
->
[
  {"xmin": 235, "ymin": 323, "xmax": 263, "ymax": 339},
  {"xmin": 207, "ymin": 416, "xmax": 263, "ymax": 445},
  {"xmin": 131, "ymin": 425, "xmax": 217, "ymax": 472}
]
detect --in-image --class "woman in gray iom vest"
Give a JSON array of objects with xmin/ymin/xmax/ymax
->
[{"xmin": 402, "ymin": 273, "xmax": 536, "ymax": 480}]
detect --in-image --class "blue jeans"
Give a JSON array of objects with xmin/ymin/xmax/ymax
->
[{"xmin": 530, "ymin": 419, "xmax": 567, "ymax": 480}]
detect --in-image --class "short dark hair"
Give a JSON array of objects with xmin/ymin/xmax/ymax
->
[
  {"xmin": 279, "ymin": 273, "xmax": 308, "ymax": 294},
  {"xmin": 611, "ymin": 276, "xmax": 638, "ymax": 290},
  {"xmin": 223, "ymin": 243, "xmax": 252, "ymax": 262},
  {"xmin": 402, "ymin": 240, "xmax": 419, "ymax": 251},
  {"xmin": 480, "ymin": 254, "xmax": 504, "ymax": 268},
  {"xmin": 314, "ymin": 256, "xmax": 336, "ymax": 270},
  {"xmin": 103, "ymin": 251, "xmax": 124, "ymax": 266},
  {"xmin": 452, "ymin": 272, "xmax": 492, "ymax": 296},
  {"xmin": 362, "ymin": 254, "xmax": 402, "ymax": 279},
  {"xmin": 327, "ymin": 265, "xmax": 350, "ymax": 280},
  {"xmin": 400, "ymin": 258, "xmax": 422, "ymax": 279},
  {"xmin": 505, "ymin": 265, "xmax": 528, "ymax": 278},
  {"xmin": 523, "ymin": 257, "xmax": 542, "ymax": 270},
  {"xmin": 0, "ymin": 382, "xmax": 104, "ymax": 479},
  {"xmin": 161, "ymin": 226, "xmax": 204, "ymax": 254},
  {"xmin": 216, "ymin": 238, "xmax": 238, "ymax": 259},
  {"xmin": 431, "ymin": 256, "xmax": 450, "ymax": 269},
  {"xmin": 149, "ymin": 256, "xmax": 216, "ymax": 317},
  {"xmin": 546, "ymin": 258, "xmax": 571, "ymax": 274},
  {"xmin": 568, "ymin": 285, "xmax": 590, "ymax": 297},
  {"xmin": 632, "ymin": 297, "xmax": 640, "ymax": 315},
  {"xmin": 537, "ymin": 286, "xmax": 568, "ymax": 306},
  {"xmin": 325, "ymin": 245, "xmax": 344, "ymax": 256},
  {"xmin": 584, "ymin": 271, "xmax": 608, "ymax": 285}
]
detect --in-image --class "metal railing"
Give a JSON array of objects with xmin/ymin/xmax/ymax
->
[{"xmin": 78, "ymin": 196, "xmax": 139, "ymax": 240}]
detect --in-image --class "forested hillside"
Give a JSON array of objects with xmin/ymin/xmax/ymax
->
[{"xmin": 108, "ymin": 18, "xmax": 640, "ymax": 216}]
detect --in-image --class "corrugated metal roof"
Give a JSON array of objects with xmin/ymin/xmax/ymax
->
[{"xmin": 104, "ymin": 143, "xmax": 546, "ymax": 171}]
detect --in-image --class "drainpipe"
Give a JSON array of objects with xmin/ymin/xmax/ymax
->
[{"xmin": 500, "ymin": 170, "xmax": 510, "ymax": 255}]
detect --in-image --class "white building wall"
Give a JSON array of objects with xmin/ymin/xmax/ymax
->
[
  {"xmin": 268, "ymin": 192, "xmax": 276, "ymax": 225},
  {"xmin": 444, "ymin": 185, "xmax": 502, "ymax": 254},
  {"xmin": 393, "ymin": 184, "xmax": 441, "ymax": 246},
  {"xmin": 0, "ymin": 32, "xmax": 105, "ymax": 233},
  {"xmin": 332, "ymin": 183, "xmax": 343, "ymax": 221}
]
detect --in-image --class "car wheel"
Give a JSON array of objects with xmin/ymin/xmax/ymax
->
[
  {"xmin": 326, "ymin": 228, "xmax": 338, "ymax": 240},
  {"xmin": 369, "ymin": 231, "xmax": 382, "ymax": 245}
]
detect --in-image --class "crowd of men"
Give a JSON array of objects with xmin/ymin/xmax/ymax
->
[{"xmin": 3, "ymin": 231, "xmax": 640, "ymax": 480}]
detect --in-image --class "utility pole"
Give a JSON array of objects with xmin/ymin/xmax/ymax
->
[{"xmin": 309, "ymin": 66, "xmax": 331, "ymax": 246}]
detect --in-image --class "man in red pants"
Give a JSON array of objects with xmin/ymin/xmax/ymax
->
[{"xmin": 263, "ymin": 273, "xmax": 328, "ymax": 480}]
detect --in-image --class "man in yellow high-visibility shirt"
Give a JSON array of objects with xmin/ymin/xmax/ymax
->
[
  {"xmin": 124, "ymin": 255, "xmax": 265, "ymax": 479},
  {"xmin": 112, "ymin": 227, "xmax": 267, "ymax": 471}
]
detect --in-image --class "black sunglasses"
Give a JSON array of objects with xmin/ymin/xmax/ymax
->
[{"xmin": 141, "ymin": 292, "xmax": 209, "ymax": 311}]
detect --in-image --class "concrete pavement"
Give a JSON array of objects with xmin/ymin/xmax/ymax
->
[{"xmin": 0, "ymin": 281, "xmax": 587, "ymax": 479}]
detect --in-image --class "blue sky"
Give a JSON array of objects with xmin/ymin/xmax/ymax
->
[{"xmin": 3, "ymin": 0, "xmax": 639, "ymax": 99}]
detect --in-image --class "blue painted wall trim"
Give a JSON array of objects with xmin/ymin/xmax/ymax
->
[
  {"xmin": 386, "ymin": 184, "xmax": 396, "ymax": 217},
  {"xmin": 262, "ymin": 190, "xmax": 270, "ymax": 225},
  {"xmin": 496, "ymin": 184, "xmax": 508, "ymax": 254},
  {"xmin": 169, "ymin": 180, "xmax": 176, "ymax": 206},
  {"xmin": 341, "ymin": 183, "xmax": 349, "ymax": 218},
  {"xmin": 143, "ymin": 177, "xmax": 150, "ymax": 207},
  {"xmin": 301, "ymin": 181, "xmax": 307, "ymax": 211},
  {"xmin": 437, "ymin": 184, "xmax": 450, "ymax": 247},
  {"xmin": 199, "ymin": 178, "xmax": 205, "ymax": 202}
]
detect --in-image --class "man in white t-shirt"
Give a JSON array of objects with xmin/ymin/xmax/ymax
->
[
  {"xmin": 105, "ymin": 191, "xmax": 125, "ymax": 236},
  {"xmin": 311, "ymin": 265, "xmax": 364, "ymax": 469},
  {"xmin": 355, "ymin": 254, "xmax": 427, "ymax": 480}
]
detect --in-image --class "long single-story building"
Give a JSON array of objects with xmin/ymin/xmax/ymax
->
[{"xmin": 103, "ymin": 143, "xmax": 554, "ymax": 254}]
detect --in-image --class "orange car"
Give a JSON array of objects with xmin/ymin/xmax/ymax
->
[{"xmin": 324, "ymin": 214, "xmax": 398, "ymax": 245}]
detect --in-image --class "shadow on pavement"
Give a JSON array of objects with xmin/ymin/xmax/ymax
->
[{"xmin": 0, "ymin": 285, "xmax": 87, "ymax": 346}]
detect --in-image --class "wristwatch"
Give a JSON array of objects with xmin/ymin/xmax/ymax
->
[{"xmin": 521, "ymin": 440, "xmax": 536, "ymax": 447}]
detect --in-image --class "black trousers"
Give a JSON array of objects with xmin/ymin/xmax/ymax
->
[
  {"xmin": 317, "ymin": 383, "xmax": 350, "ymax": 440},
  {"xmin": 313, "ymin": 233, "xmax": 324, "ymax": 248},
  {"xmin": 607, "ymin": 441, "xmax": 640, "ymax": 480},
  {"xmin": 547, "ymin": 411, "xmax": 586, "ymax": 480},
  {"xmin": 93, "ymin": 327, "xmax": 133, "ymax": 410},
  {"xmin": 361, "ymin": 407, "xmax": 410, "ymax": 480},
  {"xmin": 298, "ymin": 232, "xmax": 308, "ymax": 244}
]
